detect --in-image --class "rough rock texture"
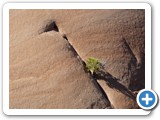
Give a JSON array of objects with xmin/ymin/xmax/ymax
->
[
  {"xmin": 9, "ymin": 10, "xmax": 109, "ymax": 109},
  {"xmin": 54, "ymin": 10, "xmax": 145, "ymax": 90},
  {"xmin": 97, "ymin": 80, "xmax": 139, "ymax": 109},
  {"xmin": 9, "ymin": 9, "xmax": 145, "ymax": 109}
]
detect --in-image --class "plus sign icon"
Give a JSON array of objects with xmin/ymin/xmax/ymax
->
[{"xmin": 137, "ymin": 89, "xmax": 158, "ymax": 110}]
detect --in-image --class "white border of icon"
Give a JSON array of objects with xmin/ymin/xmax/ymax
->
[
  {"xmin": 137, "ymin": 89, "xmax": 158, "ymax": 110},
  {"xmin": 3, "ymin": 3, "xmax": 151, "ymax": 115}
]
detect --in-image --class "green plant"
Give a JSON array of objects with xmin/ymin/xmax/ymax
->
[{"xmin": 86, "ymin": 57, "xmax": 101, "ymax": 74}]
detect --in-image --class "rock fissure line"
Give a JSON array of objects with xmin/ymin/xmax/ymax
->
[
  {"xmin": 61, "ymin": 34, "xmax": 111, "ymax": 107},
  {"xmin": 42, "ymin": 20, "xmax": 111, "ymax": 108},
  {"xmin": 41, "ymin": 21, "xmax": 140, "ymax": 108},
  {"xmin": 61, "ymin": 34, "xmax": 138, "ymax": 109}
]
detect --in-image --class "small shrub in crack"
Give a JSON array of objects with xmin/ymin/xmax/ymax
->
[{"xmin": 86, "ymin": 57, "xmax": 101, "ymax": 75}]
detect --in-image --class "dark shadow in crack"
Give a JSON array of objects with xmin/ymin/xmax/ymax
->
[
  {"xmin": 60, "ymin": 34, "xmax": 112, "ymax": 108},
  {"xmin": 63, "ymin": 35, "xmax": 89, "ymax": 73},
  {"xmin": 43, "ymin": 20, "xmax": 59, "ymax": 32},
  {"xmin": 94, "ymin": 70, "xmax": 136, "ymax": 100},
  {"xmin": 62, "ymin": 34, "xmax": 68, "ymax": 40},
  {"xmin": 90, "ymin": 76, "xmax": 112, "ymax": 107}
]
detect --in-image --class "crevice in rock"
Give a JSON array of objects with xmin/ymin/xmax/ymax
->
[
  {"xmin": 123, "ymin": 38, "xmax": 145, "ymax": 91},
  {"xmin": 42, "ymin": 21, "xmax": 112, "ymax": 108},
  {"xmin": 61, "ymin": 34, "xmax": 112, "ymax": 108},
  {"xmin": 94, "ymin": 70, "xmax": 137, "ymax": 100},
  {"xmin": 43, "ymin": 20, "xmax": 59, "ymax": 32},
  {"xmin": 91, "ymin": 77, "xmax": 112, "ymax": 107},
  {"xmin": 62, "ymin": 34, "xmax": 68, "ymax": 40}
]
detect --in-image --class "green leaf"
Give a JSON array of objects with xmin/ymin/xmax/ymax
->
[{"xmin": 86, "ymin": 57, "xmax": 101, "ymax": 74}]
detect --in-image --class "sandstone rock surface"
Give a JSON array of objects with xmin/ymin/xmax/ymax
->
[
  {"xmin": 54, "ymin": 10, "xmax": 145, "ymax": 90},
  {"xmin": 9, "ymin": 9, "xmax": 145, "ymax": 109}
]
